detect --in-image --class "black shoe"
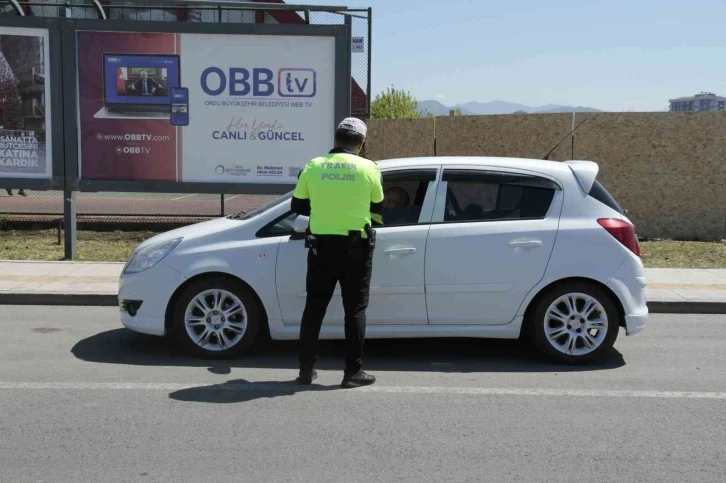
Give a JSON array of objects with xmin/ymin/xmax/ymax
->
[
  {"xmin": 18, "ymin": 190, "xmax": 26, "ymax": 196},
  {"xmin": 341, "ymin": 370, "xmax": 376, "ymax": 388},
  {"xmin": 5, "ymin": 189, "xmax": 11, "ymax": 196},
  {"xmin": 296, "ymin": 367, "xmax": 318, "ymax": 385}
]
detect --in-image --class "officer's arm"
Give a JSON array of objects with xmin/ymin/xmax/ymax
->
[
  {"xmin": 291, "ymin": 168, "xmax": 311, "ymax": 216},
  {"xmin": 369, "ymin": 166, "xmax": 384, "ymax": 215},
  {"xmin": 291, "ymin": 197, "xmax": 310, "ymax": 216}
]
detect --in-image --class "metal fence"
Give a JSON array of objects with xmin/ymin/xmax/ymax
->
[
  {"xmin": 0, "ymin": 0, "xmax": 371, "ymax": 240},
  {"xmin": 2, "ymin": 190, "xmax": 282, "ymax": 229}
]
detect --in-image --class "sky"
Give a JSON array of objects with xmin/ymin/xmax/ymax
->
[{"xmin": 294, "ymin": 0, "xmax": 726, "ymax": 112}]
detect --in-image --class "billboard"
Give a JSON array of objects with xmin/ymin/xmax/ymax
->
[
  {"xmin": 0, "ymin": 27, "xmax": 51, "ymax": 179},
  {"xmin": 76, "ymin": 30, "xmax": 336, "ymax": 183}
]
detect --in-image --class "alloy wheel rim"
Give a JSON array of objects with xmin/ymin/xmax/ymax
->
[
  {"xmin": 544, "ymin": 293, "xmax": 608, "ymax": 356},
  {"xmin": 184, "ymin": 289, "xmax": 247, "ymax": 351}
]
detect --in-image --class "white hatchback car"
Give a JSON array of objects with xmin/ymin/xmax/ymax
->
[{"xmin": 119, "ymin": 156, "xmax": 648, "ymax": 364}]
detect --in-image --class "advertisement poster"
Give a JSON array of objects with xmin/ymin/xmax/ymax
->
[
  {"xmin": 0, "ymin": 27, "xmax": 51, "ymax": 179},
  {"xmin": 77, "ymin": 31, "xmax": 336, "ymax": 183}
]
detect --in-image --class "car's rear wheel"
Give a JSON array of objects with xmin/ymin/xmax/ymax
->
[
  {"xmin": 171, "ymin": 276, "xmax": 261, "ymax": 359},
  {"xmin": 528, "ymin": 283, "xmax": 620, "ymax": 364}
]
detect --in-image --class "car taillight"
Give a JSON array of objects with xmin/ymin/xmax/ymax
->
[{"xmin": 597, "ymin": 218, "xmax": 640, "ymax": 257}]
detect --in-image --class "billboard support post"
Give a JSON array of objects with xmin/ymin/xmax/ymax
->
[
  {"xmin": 61, "ymin": 17, "xmax": 80, "ymax": 260},
  {"xmin": 63, "ymin": 189, "xmax": 77, "ymax": 260},
  {"xmin": 367, "ymin": 7, "xmax": 372, "ymax": 118}
]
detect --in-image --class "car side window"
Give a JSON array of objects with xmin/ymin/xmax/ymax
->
[
  {"xmin": 442, "ymin": 170, "xmax": 558, "ymax": 223},
  {"xmin": 379, "ymin": 169, "xmax": 438, "ymax": 227},
  {"xmin": 257, "ymin": 169, "xmax": 439, "ymax": 236}
]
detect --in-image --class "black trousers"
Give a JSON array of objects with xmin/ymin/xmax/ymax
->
[{"xmin": 298, "ymin": 235, "xmax": 373, "ymax": 375}]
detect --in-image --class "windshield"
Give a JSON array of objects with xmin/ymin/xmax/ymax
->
[{"xmin": 228, "ymin": 191, "xmax": 293, "ymax": 220}]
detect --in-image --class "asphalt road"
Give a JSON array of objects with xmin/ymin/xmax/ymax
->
[{"xmin": 1, "ymin": 307, "xmax": 725, "ymax": 483}]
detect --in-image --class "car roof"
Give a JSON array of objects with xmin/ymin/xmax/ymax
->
[
  {"xmin": 375, "ymin": 155, "xmax": 592, "ymax": 181},
  {"xmin": 376, "ymin": 156, "xmax": 571, "ymax": 172}
]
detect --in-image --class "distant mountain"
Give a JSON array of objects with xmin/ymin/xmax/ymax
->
[
  {"xmin": 417, "ymin": 100, "xmax": 475, "ymax": 116},
  {"xmin": 457, "ymin": 100, "xmax": 531, "ymax": 115},
  {"xmin": 417, "ymin": 100, "xmax": 451, "ymax": 116},
  {"xmin": 532, "ymin": 104, "xmax": 563, "ymax": 112},
  {"xmin": 417, "ymin": 99, "xmax": 603, "ymax": 116}
]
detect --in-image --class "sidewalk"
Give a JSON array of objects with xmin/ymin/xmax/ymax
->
[
  {"xmin": 0, "ymin": 261, "xmax": 725, "ymax": 313},
  {"xmin": 0, "ymin": 261, "xmax": 121, "ymax": 306}
]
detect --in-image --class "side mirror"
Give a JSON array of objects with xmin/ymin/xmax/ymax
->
[
  {"xmin": 293, "ymin": 215, "xmax": 309, "ymax": 233},
  {"xmin": 290, "ymin": 215, "xmax": 309, "ymax": 240}
]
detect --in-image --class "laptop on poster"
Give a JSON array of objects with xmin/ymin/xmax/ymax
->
[{"xmin": 93, "ymin": 53, "xmax": 181, "ymax": 120}]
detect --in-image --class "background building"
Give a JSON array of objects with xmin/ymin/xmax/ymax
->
[{"xmin": 669, "ymin": 92, "xmax": 726, "ymax": 112}]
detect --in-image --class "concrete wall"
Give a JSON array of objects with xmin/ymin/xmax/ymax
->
[
  {"xmin": 574, "ymin": 113, "xmax": 726, "ymax": 241},
  {"xmin": 366, "ymin": 112, "xmax": 726, "ymax": 240},
  {"xmin": 436, "ymin": 113, "xmax": 573, "ymax": 161},
  {"xmin": 365, "ymin": 118, "xmax": 435, "ymax": 161}
]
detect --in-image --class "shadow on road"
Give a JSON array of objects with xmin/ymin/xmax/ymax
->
[
  {"xmin": 168, "ymin": 378, "xmax": 339, "ymax": 404},
  {"xmin": 71, "ymin": 328, "xmax": 626, "ymax": 375}
]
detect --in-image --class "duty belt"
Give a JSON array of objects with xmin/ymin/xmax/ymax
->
[{"xmin": 304, "ymin": 225, "xmax": 376, "ymax": 257}]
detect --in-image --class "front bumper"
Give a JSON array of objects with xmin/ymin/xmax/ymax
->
[{"xmin": 118, "ymin": 261, "xmax": 185, "ymax": 337}]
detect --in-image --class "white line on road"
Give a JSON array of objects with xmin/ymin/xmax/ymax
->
[
  {"xmin": 170, "ymin": 194, "xmax": 198, "ymax": 201},
  {"xmin": 1, "ymin": 382, "xmax": 725, "ymax": 399}
]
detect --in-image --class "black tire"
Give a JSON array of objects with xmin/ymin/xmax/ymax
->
[
  {"xmin": 527, "ymin": 282, "xmax": 620, "ymax": 365},
  {"xmin": 171, "ymin": 276, "xmax": 262, "ymax": 359}
]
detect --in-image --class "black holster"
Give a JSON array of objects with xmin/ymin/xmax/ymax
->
[
  {"xmin": 347, "ymin": 229, "xmax": 362, "ymax": 259},
  {"xmin": 364, "ymin": 224, "xmax": 376, "ymax": 250},
  {"xmin": 347, "ymin": 224, "xmax": 375, "ymax": 259},
  {"xmin": 304, "ymin": 230, "xmax": 317, "ymax": 253}
]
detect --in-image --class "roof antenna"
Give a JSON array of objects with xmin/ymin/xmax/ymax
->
[{"xmin": 541, "ymin": 112, "xmax": 600, "ymax": 160}]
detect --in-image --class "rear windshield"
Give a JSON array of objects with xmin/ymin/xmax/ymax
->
[{"xmin": 589, "ymin": 180, "xmax": 622, "ymax": 214}]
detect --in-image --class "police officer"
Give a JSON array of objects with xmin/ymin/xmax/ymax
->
[{"xmin": 290, "ymin": 117, "xmax": 384, "ymax": 388}]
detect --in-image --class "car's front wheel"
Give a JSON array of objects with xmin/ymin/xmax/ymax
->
[
  {"xmin": 528, "ymin": 283, "xmax": 620, "ymax": 364},
  {"xmin": 171, "ymin": 276, "xmax": 261, "ymax": 358}
]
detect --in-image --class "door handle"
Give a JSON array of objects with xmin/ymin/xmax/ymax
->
[
  {"xmin": 509, "ymin": 240, "xmax": 542, "ymax": 249},
  {"xmin": 385, "ymin": 247, "xmax": 416, "ymax": 255}
]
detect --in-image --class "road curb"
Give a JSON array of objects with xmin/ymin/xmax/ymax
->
[
  {"xmin": 646, "ymin": 301, "xmax": 726, "ymax": 315},
  {"xmin": 1, "ymin": 293, "xmax": 725, "ymax": 315},
  {"xmin": 0, "ymin": 293, "xmax": 117, "ymax": 307}
]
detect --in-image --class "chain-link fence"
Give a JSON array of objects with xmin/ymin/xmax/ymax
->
[
  {"xmin": 1, "ymin": 0, "xmax": 371, "ymax": 230},
  {"xmin": 2, "ymin": 190, "xmax": 281, "ymax": 216},
  {"xmin": 307, "ymin": 8, "xmax": 370, "ymax": 119}
]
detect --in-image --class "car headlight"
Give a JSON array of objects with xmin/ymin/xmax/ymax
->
[{"xmin": 123, "ymin": 238, "xmax": 182, "ymax": 275}]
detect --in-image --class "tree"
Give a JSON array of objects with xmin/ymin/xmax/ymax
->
[{"xmin": 370, "ymin": 86, "xmax": 422, "ymax": 119}]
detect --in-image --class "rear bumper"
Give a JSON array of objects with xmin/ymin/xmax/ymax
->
[
  {"xmin": 624, "ymin": 310, "xmax": 648, "ymax": 336},
  {"xmin": 607, "ymin": 259, "xmax": 648, "ymax": 336}
]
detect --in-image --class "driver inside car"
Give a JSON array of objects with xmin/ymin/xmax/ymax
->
[{"xmin": 380, "ymin": 186, "xmax": 411, "ymax": 225}]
